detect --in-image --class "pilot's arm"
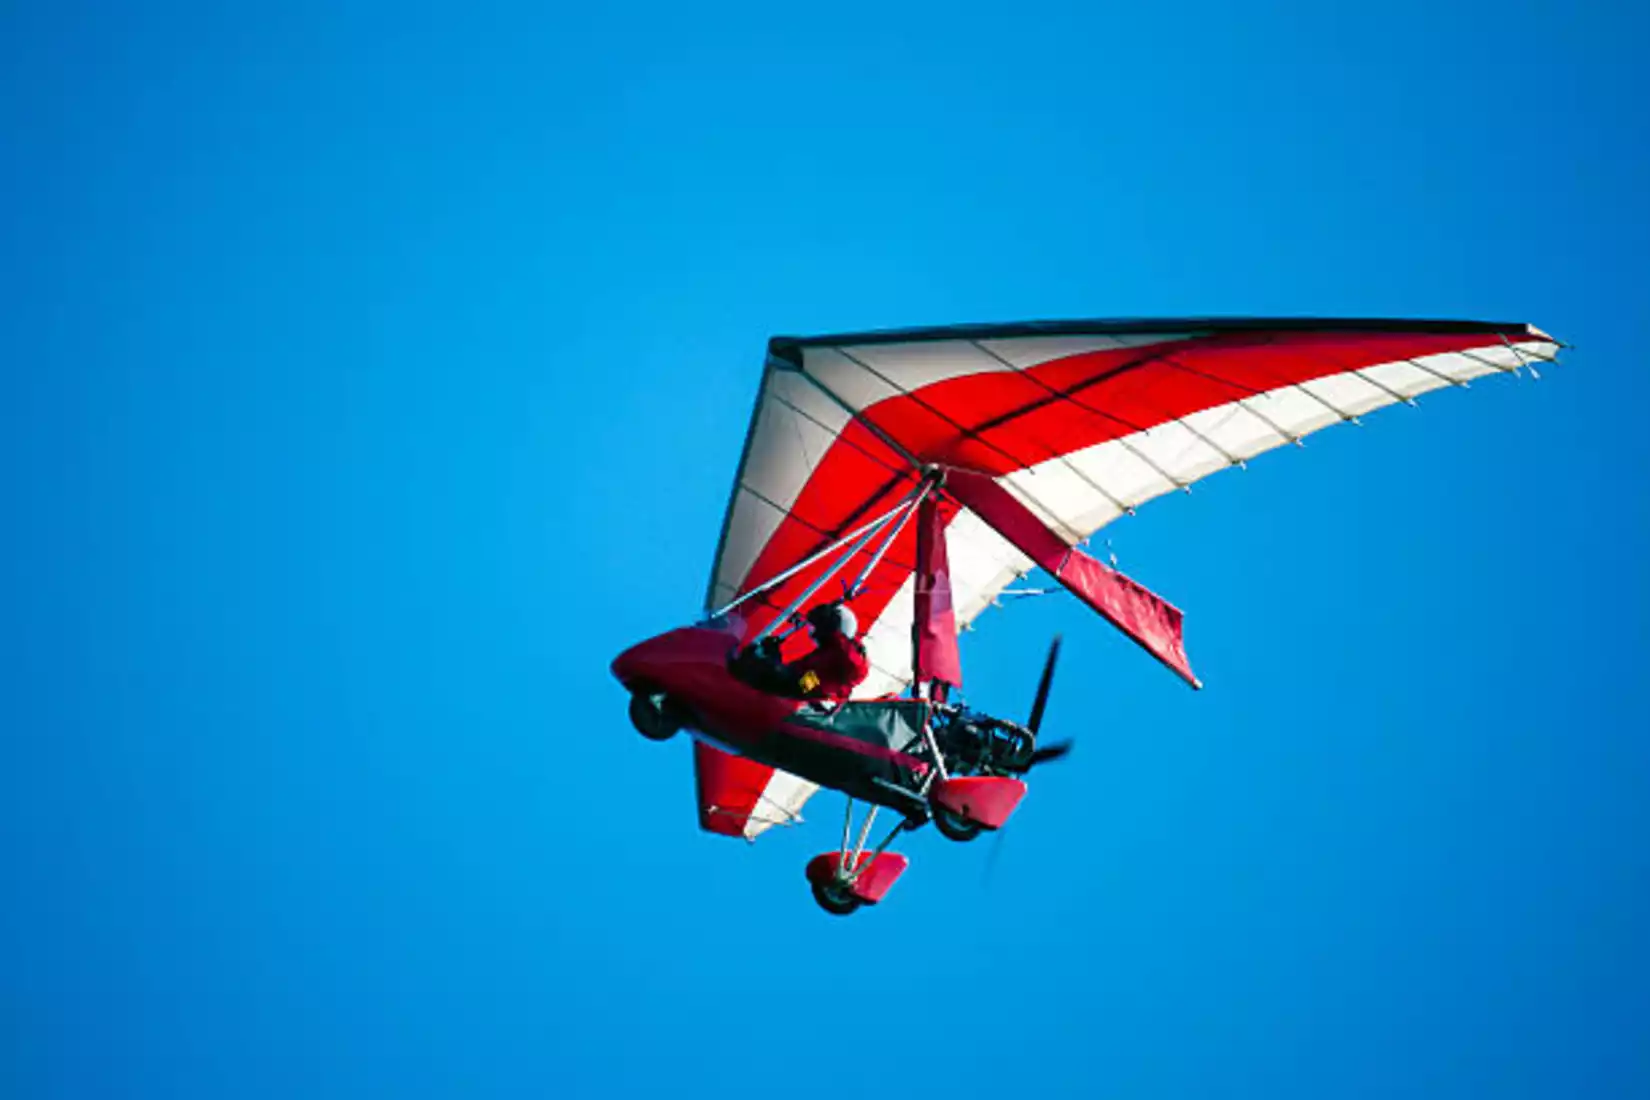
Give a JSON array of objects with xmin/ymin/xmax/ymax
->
[{"xmin": 787, "ymin": 634, "xmax": 869, "ymax": 702}]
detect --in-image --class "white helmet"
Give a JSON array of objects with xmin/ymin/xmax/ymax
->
[{"xmin": 806, "ymin": 601, "xmax": 857, "ymax": 639}]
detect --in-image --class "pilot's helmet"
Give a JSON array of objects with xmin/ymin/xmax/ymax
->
[{"xmin": 806, "ymin": 601, "xmax": 857, "ymax": 639}]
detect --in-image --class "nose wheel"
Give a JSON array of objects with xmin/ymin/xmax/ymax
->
[{"xmin": 628, "ymin": 691, "xmax": 682, "ymax": 741}]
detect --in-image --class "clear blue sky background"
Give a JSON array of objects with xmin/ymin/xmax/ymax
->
[{"xmin": 4, "ymin": 2, "xmax": 1647, "ymax": 1097}]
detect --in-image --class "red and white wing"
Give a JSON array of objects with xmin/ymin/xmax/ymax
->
[
  {"xmin": 692, "ymin": 741, "xmax": 814, "ymax": 841},
  {"xmin": 702, "ymin": 317, "xmax": 1561, "ymax": 837}
]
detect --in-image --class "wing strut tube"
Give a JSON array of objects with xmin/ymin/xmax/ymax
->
[
  {"xmin": 710, "ymin": 501, "xmax": 917, "ymax": 621},
  {"xmin": 845, "ymin": 477, "xmax": 930, "ymax": 600},
  {"xmin": 941, "ymin": 468, "xmax": 1201, "ymax": 689},
  {"xmin": 749, "ymin": 476, "xmax": 934, "ymax": 645},
  {"xmin": 836, "ymin": 795, "xmax": 918, "ymax": 889}
]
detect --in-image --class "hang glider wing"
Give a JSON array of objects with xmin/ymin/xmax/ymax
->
[
  {"xmin": 692, "ymin": 741, "xmax": 816, "ymax": 841},
  {"xmin": 703, "ymin": 317, "xmax": 1561, "ymax": 698}
]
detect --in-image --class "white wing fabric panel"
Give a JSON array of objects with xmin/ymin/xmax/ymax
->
[
  {"xmin": 851, "ymin": 509, "xmax": 1032, "ymax": 700},
  {"xmin": 832, "ymin": 340, "xmax": 1011, "ymax": 392},
  {"xmin": 856, "ymin": 573, "xmax": 917, "ymax": 700},
  {"xmin": 976, "ymin": 332, "xmax": 1198, "ymax": 367},
  {"xmin": 707, "ymin": 367, "xmax": 854, "ymax": 608},
  {"xmin": 745, "ymin": 768, "xmax": 819, "ymax": 840}
]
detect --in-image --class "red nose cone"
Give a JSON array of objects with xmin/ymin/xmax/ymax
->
[
  {"xmin": 611, "ymin": 637, "xmax": 664, "ymax": 689},
  {"xmin": 611, "ymin": 618, "xmax": 746, "ymax": 693}
]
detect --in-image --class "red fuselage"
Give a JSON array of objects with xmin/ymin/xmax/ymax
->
[
  {"xmin": 611, "ymin": 617, "xmax": 799, "ymax": 748},
  {"xmin": 610, "ymin": 617, "xmax": 931, "ymax": 804}
]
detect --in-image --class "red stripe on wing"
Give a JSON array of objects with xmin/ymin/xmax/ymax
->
[{"xmin": 692, "ymin": 741, "xmax": 776, "ymax": 838}]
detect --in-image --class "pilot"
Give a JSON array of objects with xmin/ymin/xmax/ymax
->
[
  {"xmin": 738, "ymin": 601, "xmax": 869, "ymax": 703},
  {"xmin": 784, "ymin": 602, "xmax": 870, "ymax": 703}
]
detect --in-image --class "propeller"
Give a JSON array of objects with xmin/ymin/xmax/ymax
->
[
  {"xmin": 1026, "ymin": 634, "xmax": 1059, "ymax": 733},
  {"xmin": 983, "ymin": 635, "xmax": 1071, "ymax": 889},
  {"xmin": 1023, "ymin": 634, "xmax": 1072, "ymax": 769}
]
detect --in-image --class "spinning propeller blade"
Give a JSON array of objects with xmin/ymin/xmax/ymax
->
[
  {"xmin": 1024, "ymin": 636, "xmax": 1073, "ymax": 770},
  {"xmin": 1028, "ymin": 739, "xmax": 1073, "ymax": 766},
  {"xmin": 1026, "ymin": 635, "xmax": 1061, "ymax": 734}
]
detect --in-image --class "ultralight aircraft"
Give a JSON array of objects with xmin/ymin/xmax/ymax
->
[{"xmin": 611, "ymin": 317, "xmax": 1561, "ymax": 914}]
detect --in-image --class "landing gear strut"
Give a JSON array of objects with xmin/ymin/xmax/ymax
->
[{"xmin": 805, "ymin": 800, "xmax": 911, "ymax": 915}]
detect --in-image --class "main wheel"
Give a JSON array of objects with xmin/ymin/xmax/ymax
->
[
  {"xmin": 933, "ymin": 803, "xmax": 983, "ymax": 842},
  {"xmin": 811, "ymin": 878, "xmax": 862, "ymax": 916},
  {"xmin": 628, "ymin": 692, "xmax": 680, "ymax": 741}
]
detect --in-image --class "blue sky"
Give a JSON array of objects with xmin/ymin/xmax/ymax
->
[{"xmin": 4, "ymin": 2, "xmax": 1647, "ymax": 1097}]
